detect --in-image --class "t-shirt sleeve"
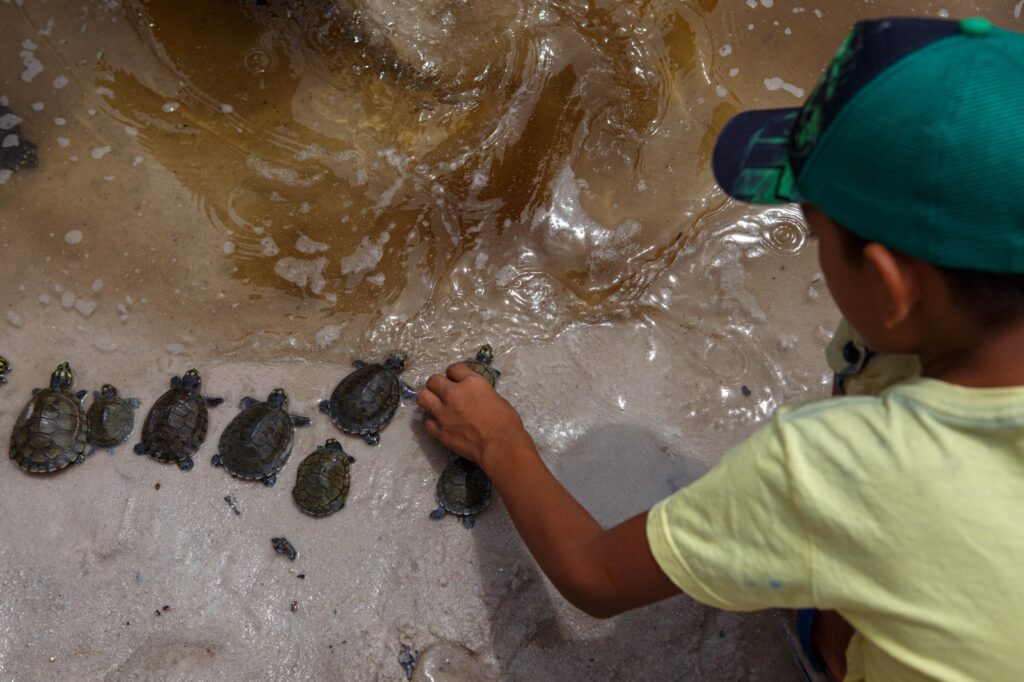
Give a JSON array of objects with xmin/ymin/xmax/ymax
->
[{"xmin": 646, "ymin": 416, "xmax": 816, "ymax": 611}]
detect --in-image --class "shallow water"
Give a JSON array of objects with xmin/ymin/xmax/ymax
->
[{"xmin": 0, "ymin": 0, "xmax": 1013, "ymax": 679}]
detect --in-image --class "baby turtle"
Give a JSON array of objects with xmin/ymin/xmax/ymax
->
[
  {"xmin": 319, "ymin": 352, "xmax": 417, "ymax": 445},
  {"xmin": 430, "ymin": 456, "xmax": 492, "ymax": 528},
  {"xmin": 87, "ymin": 384, "xmax": 141, "ymax": 451},
  {"xmin": 134, "ymin": 369, "xmax": 223, "ymax": 471},
  {"xmin": 461, "ymin": 344, "xmax": 501, "ymax": 387},
  {"xmin": 0, "ymin": 105, "xmax": 39, "ymax": 172},
  {"xmin": 212, "ymin": 388, "xmax": 311, "ymax": 487},
  {"xmin": 9, "ymin": 362, "xmax": 89, "ymax": 473},
  {"xmin": 292, "ymin": 439, "xmax": 355, "ymax": 517},
  {"xmin": 0, "ymin": 355, "xmax": 10, "ymax": 385}
]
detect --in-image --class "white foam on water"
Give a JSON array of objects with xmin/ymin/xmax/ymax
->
[
  {"xmin": 764, "ymin": 77, "xmax": 805, "ymax": 98},
  {"xmin": 295, "ymin": 235, "xmax": 329, "ymax": 254},
  {"xmin": 91, "ymin": 146, "xmax": 111, "ymax": 159},
  {"xmin": 339, "ymin": 234, "xmax": 389, "ymax": 275}
]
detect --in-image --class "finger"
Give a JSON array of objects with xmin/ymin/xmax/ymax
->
[
  {"xmin": 416, "ymin": 388, "xmax": 442, "ymax": 416},
  {"xmin": 446, "ymin": 363, "xmax": 478, "ymax": 382},
  {"xmin": 425, "ymin": 373, "xmax": 452, "ymax": 397},
  {"xmin": 423, "ymin": 415, "xmax": 442, "ymax": 440}
]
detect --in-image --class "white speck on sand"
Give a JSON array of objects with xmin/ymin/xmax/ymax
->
[
  {"xmin": 20, "ymin": 48, "xmax": 43, "ymax": 83},
  {"xmin": 260, "ymin": 236, "xmax": 279, "ymax": 257},
  {"xmin": 2, "ymin": 134, "xmax": 18, "ymax": 148},
  {"xmin": 165, "ymin": 343, "xmax": 187, "ymax": 355},
  {"xmin": 0, "ymin": 170, "xmax": 10, "ymax": 185},
  {"xmin": 91, "ymin": 146, "xmax": 111, "ymax": 160},
  {"xmin": 221, "ymin": 103, "xmax": 234, "ymax": 113},
  {"xmin": 761, "ymin": 0, "xmax": 774, "ymax": 7},
  {"xmin": 298, "ymin": 202, "xmax": 312, "ymax": 214},
  {"xmin": 161, "ymin": 101, "xmax": 180, "ymax": 113},
  {"xmin": 124, "ymin": 126, "xmax": 138, "ymax": 136},
  {"xmin": 223, "ymin": 241, "xmax": 236, "ymax": 255},
  {"xmin": 95, "ymin": 86, "xmax": 114, "ymax": 98},
  {"xmin": 54, "ymin": 117, "xmax": 66, "ymax": 126},
  {"xmin": 64, "ymin": 229, "xmax": 83, "ymax": 245},
  {"xmin": 38, "ymin": 293, "xmax": 51, "ymax": 305},
  {"xmin": 132, "ymin": 155, "xmax": 144, "ymax": 166},
  {"xmin": 91, "ymin": 278, "xmax": 104, "ymax": 292},
  {"xmin": 6, "ymin": 310, "xmax": 25, "ymax": 328},
  {"xmin": 1015, "ymin": 1, "xmax": 1023, "ymax": 18},
  {"xmin": 315, "ymin": 324, "xmax": 345, "ymax": 349},
  {"xmin": 57, "ymin": 137, "xmax": 70, "ymax": 148},
  {"xmin": 367, "ymin": 273, "xmax": 385, "ymax": 287},
  {"xmin": 0, "ymin": 113, "xmax": 22, "ymax": 130},
  {"xmin": 716, "ymin": 85, "xmax": 729, "ymax": 98},
  {"xmin": 295, "ymin": 235, "xmax": 329, "ymax": 254},
  {"xmin": 746, "ymin": 0, "xmax": 757, "ymax": 7},
  {"xmin": 31, "ymin": 102, "xmax": 44, "ymax": 111},
  {"xmin": 729, "ymin": 67, "xmax": 740, "ymax": 77},
  {"xmin": 718, "ymin": 45, "xmax": 732, "ymax": 57},
  {"xmin": 73, "ymin": 299, "xmax": 96, "ymax": 317},
  {"xmin": 52, "ymin": 75, "xmax": 69, "ymax": 89},
  {"xmin": 764, "ymin": 77, "xmax": 805, "ymax": 98},
  {"xmin": 61, "ymin": 291, "xmax": 77, "ymax": 308}
]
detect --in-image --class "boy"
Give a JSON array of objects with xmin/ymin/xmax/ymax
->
[{"xmin": 417, "ymin": 16, "xmax": 1024, "ymax": 680}]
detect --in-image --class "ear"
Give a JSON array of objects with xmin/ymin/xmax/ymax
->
[{"xmin": 863, "ymin": 243, "xmax": 922, "ymax": 328}]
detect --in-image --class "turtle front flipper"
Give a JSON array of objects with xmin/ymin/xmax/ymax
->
[
  {"xmin": 462, "ymin": 515, "xmax": 476, "ymax": 529},
  {"xmin": 177, "ymin": 457, "xmax": 195, "ymax": 472},
  {"xmin": 352, "ymin": 360, "xmax": 367, "ymax": 369},
  {"xmin": 429, "ymin": 508, "xmax": 446, "ymax": 521},
  {"xmin": 261, "ymin": 474, "xmax": 277, "ymax": 487},
  {"xmin": 363, "ymin": 432, "xmax": 381, "ymax": 446},
  {"xmin": 205, "ymin": 396, "xmax": 225, "ymax": 407},
  {"xmin": 75, "ymin": 390, "xmax": 87, "ymax": 401},
  {"xmin": 74, "ymin": 451, "xmax": 88, "ymax": 465},
  {"xmin": 318, "ymin": 400, "xmax": 333, "ymax": 416},
  {"xmin": 211, "ymin": 453, "xmax": 224, "ymax": 467},
  {"xmin": 399, "ymin": 381, "xmax": 417, "ymax": 400},
  {"xmin": 133, "ymin": 442, "xmax": 147, "ymax": 455},
  {"xmin": 127, "ymin": 398, "xmax": 142, "ymax": 409},
  {"xmin": 239, "ymin": 396, "xmax": 259, "ymax": 410},
  {"xmin": 290, "ymin": 414, "xmax": 312, "ymax": 427}
]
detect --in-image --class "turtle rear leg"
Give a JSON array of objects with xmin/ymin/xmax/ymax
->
[
  {"xmin": 353, "ymin": 360, "xmax": 367, "ymax": 369},
  {"xmin": 211, "ymin": 453, "xmax": 224, "ymax": 467},
  {"xmin": 239, "ymin": 396, "xmax": 259, "ymax": 410},
  {"xmin": 261, "ymin": 474, "xmax": 277, "ymax": 487},
  {"xmin": 74, "ymin": 451, "xmax": 87, "ymax": 465},
  {"xmin": 133, "ymin": 442, "xmax": 147, "ymax": 455},
  {"xmin": 461, "ymin": 515, "xmax": 476, "ymax": 529},
  {"xmin": 290, "ymin": 414, "xmax": 312, "ymax": 427},
  {"xmin": 177, "ymin": 457, "xmax": 195, "ymax": 472},
  {"xmin": 429, "ymin": 508, "xmax": 446, "ymax": 521},
  {"xmin": 363, "ymin": 432, "xmax": 381, "ymax": 446},
  {"xmin": 205, "ymin": 396, "xmax": 225, "ymax": 407},
  {"xmin": 318, "ymin": 400, "xmax": 332, "ymax": 416}
]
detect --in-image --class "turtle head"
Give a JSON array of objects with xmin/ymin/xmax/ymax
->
[
  {"xmin": 181, "ymin": 369, "xmax": 202, "ymax": 391},
  {"xmin": 50, "ymin": 362, "xmax": 73, "ymax": 389},
  {"xmin": 268, "ymin": 388, "xmax": 288, "ymax": 407},
  {"xmin": 384, "ymin": 352, "xmax": 408, "ymax": 372},
  {"xmin": 475, "ymin": 344, "xmax": 495, "ymax": 365},
  {"xmin": 0, "ymin": 355, "xmax": 9, "ymax": 380},
  {"xmin": 100, "ymin": 384, "xmax": 118, "ymax": 398},
  {"xmin": 325, "ymin": 438, "xmax": 344, "ymax": 451}
]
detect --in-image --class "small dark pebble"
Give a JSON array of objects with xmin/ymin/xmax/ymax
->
[
  {"xmin": 224, "ymin": 495, "xmax": 241, "ymax": 516},
  {"xmin": 154, "ymin": 482, "xmax": 161, "ymax": 490},
  {"xmin": 162, "ymin": 605, "xmax": 170, "ymax": 612},
  {"xmin": 740, "ymin": 385, "xmax": 752, "ymax": 397},
  {"xmin": 272, "ymin": 537, "xmax": 297, "ymax": 560},
  {"xmin": 155, "ymin": 610, "xmax": 161, "ymax": 617},
  {"xmin": 290, "ymin": 601, "xmax": 298, "ymax": 612},
  {"xmin": 297, "ymin": 574, "xmax": 305, "ymax": 580},
  {"xmin": 398, "ymin": 645, "xmax": 417, "ymax": 680}
]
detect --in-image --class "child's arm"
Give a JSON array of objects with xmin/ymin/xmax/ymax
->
[{"xmin": 417, "ymin": 363, "xmax": 681, "ymax": 618}]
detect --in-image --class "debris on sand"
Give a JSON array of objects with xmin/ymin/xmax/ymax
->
[
  {"xmin": 224, "ymin": 495, "xmax": 241, "ymax": 516},
  {"xmin": 398, "ymin": 645, "xmax": 417, "ymax": 680},
  {"xmin": 271, "ymin": 536, "xmax": 297, "ymax": 560}
]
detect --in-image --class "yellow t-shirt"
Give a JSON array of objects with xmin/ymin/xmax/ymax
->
[{"xmin": 647, "ymin": 378, "xmax": 1024, "ymax": 681}]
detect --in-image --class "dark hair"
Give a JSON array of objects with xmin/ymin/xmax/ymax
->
[{"xmin": 836, "ymin": 225, "xmax": 1024, "ymax": 327}]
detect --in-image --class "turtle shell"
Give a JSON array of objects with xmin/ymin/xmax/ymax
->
[
  {"xmin": 217, "ymin": 402, "xmax": 295, "ymax": 480},
  {"xmin": 325, "ymin": 364, "xmax": 401, "ymax": 435},
  {"xmin": 292, "ymin": 443, "xmax": 354, "ymax": 517},
  {"xmin": 10, "ymin": 388, "xmax": 88, "ymax": 473},
  {"xmin": 139, "ymin": 386, "xmax": 209, "ymax": 463},
  {"xmin": 87, "ymin": 395, "xmax": 137, "ymax": 448},
  {"xmin": 436, "ymin": 457, "xmax": 492, "ymax": 516}
]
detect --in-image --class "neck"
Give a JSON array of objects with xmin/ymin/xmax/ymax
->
[{"xmin": 920, "ymin": 320, "xmax": 1024, "ymax": 388}]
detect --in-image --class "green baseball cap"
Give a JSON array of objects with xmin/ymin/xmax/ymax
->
[{"xmin": 712, "ymin": 17, "xmax": 1024, "ymax": 273}]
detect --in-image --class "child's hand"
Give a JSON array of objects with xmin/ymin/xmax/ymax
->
[{"xmin": 417, "ymin": 363, "xmax": 532, "ymax": 470}]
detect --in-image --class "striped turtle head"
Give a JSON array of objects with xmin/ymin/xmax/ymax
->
[
  {"xmin": 268, "ymin": 388, "xmax": 288, "ymax": 408},
  {"xmin": 50, "ymin": 362, "xmax": 73, "ymax": 389}
]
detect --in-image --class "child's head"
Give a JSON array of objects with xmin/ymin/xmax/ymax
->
[{"xmin": 711, "ymin": 17, "xmax": 1024, "ymax": 354}]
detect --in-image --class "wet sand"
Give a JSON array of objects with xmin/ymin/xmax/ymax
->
[{"xmin": 1, "ymin": 0, "xmax": 1013, "ymax": 679}]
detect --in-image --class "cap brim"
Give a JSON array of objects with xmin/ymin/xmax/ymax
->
[{"xmin": 712, "ymin": 108, "xmax": 804, "ymax": 204}]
